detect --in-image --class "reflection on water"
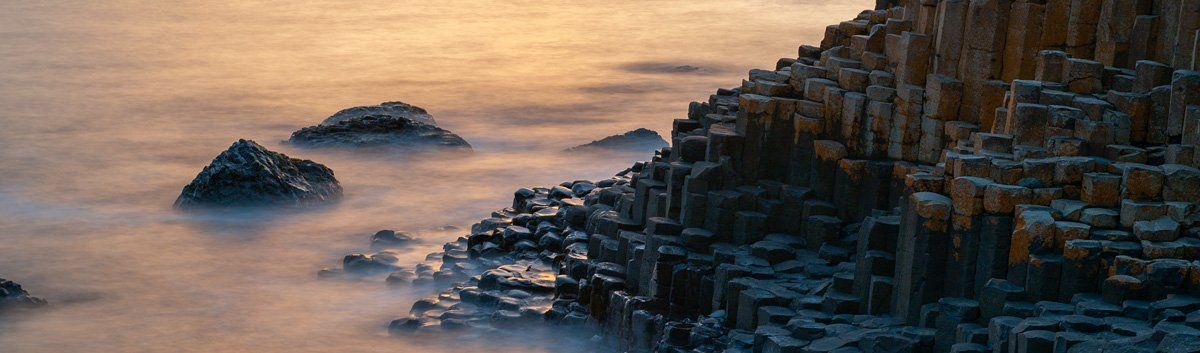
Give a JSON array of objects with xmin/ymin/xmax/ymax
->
[{"xmin": 0, "ymin": 0, "xmax": 868, "ymax": 352}]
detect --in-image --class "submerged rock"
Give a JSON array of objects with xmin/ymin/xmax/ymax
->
[
  {"xmin": 174, "ymin": 139, "xmax": 342, "ymax": 209},
  {"xmin": 1, "ymin": 277, "xmax": 46, "ymax": 309},
  {"xmin": 385, "ymin": 269, "xmax": 417, "ymax": 286},
  {"xmin": 321, "ymin": 101, "xmax": 436, "ymax": 126},
  {"xmin": 289, "ymin": 102, "xmax": 471, "ymax": 151},
  {"xmin": 621, "ymin": 62, "xmax": 709, "ymax": 74},
  {"xmin": 342, "ymin": 251, "xmax": 402, "ymax": 274},
  {"xmin": 371, "ymin": 229, "xmax": 416, "ymax": 247},
  {"xmin": 564, "ymin": 128, "xmax": 668, "ymax": 153}
]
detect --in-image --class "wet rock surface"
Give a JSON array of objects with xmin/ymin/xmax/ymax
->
[
  {"xmin": 288, "ymin": 115, "xmax": 471, "ymax": 151},
  {"xmin": 1, "ymin": 277, "xmax": 46, "ymax": 309},
  {"xmin": 175, "ymin": 139, "xmax": 341, "ymax": 209},
  {"xmin": 565, "ymin": 128, "xmax": 668, "ymax": 154}
]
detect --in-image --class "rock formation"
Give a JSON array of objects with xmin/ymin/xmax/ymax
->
[
  {"xmin": 288, "ymin": 115, "xmax": 471, "ymax": 151},
  {"xmin": 565, "ymin": 128, "xmax": 669, "ymax": 153},
  {"xmin": 371, "ymin": 229, "xmax": 416, "ymax": 248},
  {"xmin": 343, "ymin": 1, "xmax": 1200, "ymax": 352},
  {"xmin": 175, "ymin": 139, "xmax": 342, "ymax": 209},
  {"xmin": 622, "ymin": 62, "xmax": 709, "ymax": 74},
  {"xmin": 289, "ymin": 102, "xmax": 471, "ymax": 151},
  {"xmin": 321, "ymin": 101, "xmax": 436, "ymax": 126},
  {"xmin": 1, "ymin": 277, "xmax": 46, "ymax": 309}
]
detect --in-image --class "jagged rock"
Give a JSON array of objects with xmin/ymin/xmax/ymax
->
[
  {"xmin": 564, "ymin": 128, "xmax": 668, "ymax": 153},
  {"xmin": 288, "ymin": 114, "xmax": 471, "ymax": 151},
  {"xmin": 174, "ymin": 139, "xmax": 341, "ymax": 209},
  {"xmin": 0, "ymin": 277, "xmax": 46, "ymax": 309}
]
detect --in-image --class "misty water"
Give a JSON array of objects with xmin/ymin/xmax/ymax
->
[{"xmin": 0, "ymin": 1, "xmax": 868, "ymax": 352}]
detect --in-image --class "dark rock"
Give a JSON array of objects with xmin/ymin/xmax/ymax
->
[
  {"xmin": 1017, "ymin": 177, "xmax": 1046, "ymax": 189},
  {"xmin": 316, "ymin": 268, "xmax": 345, "ymax": 280},
  {"xmin": 1015, "ymin": 330, "xmax": 1056, "ymax": 353},
  {"xmin": 385, "ymin": 269, "xmax": 417, "ymax": 286},
  {"xmin": 371, "ymin": 230, "xmax": 416, "ymax": 247},
  {"xmin": 288, "ymin": 115, "xmax": 471, "ymax": 151},
  {"xmin": 174, "ymin": 139, "xmax": 341, "ymax": 209},
  {"xmin": 387, "ymin": 317, "xmax": 427, "ymax": 335},
  {"xmin": 1159, "ymin": 332, "xmax": 1200, "ymax": 353},
  {"xmin": 751, "ymin": 241, "xmax": 795, "ymax": 264},
  {"xmin": 1133, "ymin": 217, "xmax": 1181, "ymax": 242},
  {"xmin": 949, "ymin": 343, "xmax": 986, "ymax": 353},
  {"xmin": 564, "ymin": 128, "xmax": 668, "ymax": 153},
  {"xmin": 622, "ymin": 62, "xmax": 707, "ymax": 74},
  {"xmin": 1061, "ymin": 315, "xmax": 1107, "ymax": 333},
  {"xmin": 342, "ymin": 252, "xmax": 401, "ymax": 274},
  {"xmin": 570, "ymin": 182, "xmax": 596, "ymax": 197},
  {"xmin": 321, "ymin": 101, "xmax": 436, "ymax": 126},
  {"xmin": 0, "ymin": 277, "xmax": 46, "ymax": 309},
  {"xmin": 680, "ymin": 136, "xmax": 709, "ymax": 163}
]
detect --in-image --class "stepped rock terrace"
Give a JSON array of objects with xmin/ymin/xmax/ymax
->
[{"xmin": 376, "ymin": 1, "xmax": 1200, "ymax": 352}]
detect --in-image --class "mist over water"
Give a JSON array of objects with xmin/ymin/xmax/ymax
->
[{"xmin": 0, "ymin": 0, "xmax": 869, "ymax": 352}]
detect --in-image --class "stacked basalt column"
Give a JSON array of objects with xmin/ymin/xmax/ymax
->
[
  {"xmin": 404, "ymin": 1, "xmax": 1200, "ymax": 353},
  {"xmin": 670, "ymin": 0, "xmax": 1199, "ymax": 351},
  {"xmin": 851, "ymin": 214, "xmax": 901, "ymax": 315}
]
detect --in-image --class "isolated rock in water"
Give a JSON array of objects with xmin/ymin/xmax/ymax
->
[
  {"xmin": 292, "ymin": 101, "xmax": 470, "ymax": 151},
  {"xmin": 321, "ymin": 101, "xmax": 436, "ymax": 126},
  {"xmin": 288, "ymin": 115, "xmax": 471, "ymax": 150},
  {"xmin": 1, "ymin": 277, "xmax": 46, "ymax": 308},
  {"xmin": 621, "ymin": 62, "xmax": 708, "ymax": 74},
  {"xmin": 564, "ymin": 128, "xmax": 668, "ymax": 153},
  {"xmin": 174, "ymin": 139, "xmax": 342, "ymax": 209}
]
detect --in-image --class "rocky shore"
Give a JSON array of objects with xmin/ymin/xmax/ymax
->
[{"xmin": 350, "ymin": 1, "xmax": 1200, "ymax": 352}]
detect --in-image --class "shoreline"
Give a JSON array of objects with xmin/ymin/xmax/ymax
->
[{"xmin": 366, "ymin": 1, "xmax": 1200, "ymax": 352}]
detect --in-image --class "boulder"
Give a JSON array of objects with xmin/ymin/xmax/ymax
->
[
  {"xmin": 342, "ymin": 251, "xmax": 402, "ymax": 274},
  {"xmin": 0, "ymin": 277, "xmax": 46, "ymax": 309},
  {"xmin": 564, "ymin": 128, "xmax": 668, "ymax": 153},
  {"xmin": 320, "ymin": 101, "xmax": 436, "ymax": 126},
  {"xmin": 288, "ymin": 115, "xmax": 471, "ymax": 151},
  {"xmin": 174, "ymin": 139, "xmax": 342, "ymax": 209},
  {"xmin": 371, "ymin": 230, "xmax": 416, "ymax": 247}
]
